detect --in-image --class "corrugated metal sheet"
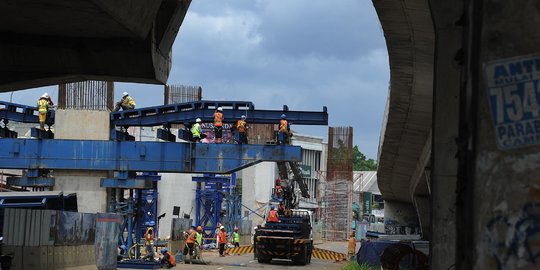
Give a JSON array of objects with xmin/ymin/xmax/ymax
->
[{"xmin": 4, "ymin": 208, "xmax": 26, "ymax": 246}]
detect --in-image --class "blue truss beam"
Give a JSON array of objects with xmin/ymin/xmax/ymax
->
[
  {"xmin": 0, "ymin": 101, "xmax": 55, "ymax": 124},
  {"xmin": 110, "ymin": 100, "xmax": 328, "ymax": 126},
  {"xmin": 0, "ymin": 139, "xmax": 301, "ymax": 173}
]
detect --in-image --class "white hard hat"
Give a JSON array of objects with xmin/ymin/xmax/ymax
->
[
  {"xmin": 196, "ymin": 118, "xmax": 202, "ymax": 123},
  {"xmin": 122, "ymin": 92, "xmax": 129, "ymax": 96},
  {"xmin": 217, "ymin": 107, "xmax": 223, "ymax": 111},
  {"xmin": 241, "ymin": 115, "xmax": 246, "ymax": 119},
  {"xmin": 43, "ymin": 93, "xmax": 49, "ymax": 98},
  {"xmin": 220, "ymin": 226, "xmax": 224, "ymax": 229},
  {"xmin": 41, "ymin": 94, "xmax": 47, "ymax": 98}
]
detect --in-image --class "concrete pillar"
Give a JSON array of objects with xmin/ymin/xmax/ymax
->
[
  {"xmin": 429, "ymin": 0, "xmax": 464, "ymax": 268},
  {"xmin": 157, "ymin": 173, "xmax": 196, "ymax": 238},
  {"xmin": 465, "ymin": 1, "xmax": 540, "ymax": 269},
  {"xmin": 383, "ymin": 201, "xmax": 420, "ymax": 235},
  {"xmin": 413, "ymin": 195, "xmax": 430, "ymax": 240},
  {"xmin": 53, "ymin": 110, "xmax": 110, "ymax": 213},
  {"xmin": 241, "ymin": 162, "xmax": 275, "ymax": 227}
]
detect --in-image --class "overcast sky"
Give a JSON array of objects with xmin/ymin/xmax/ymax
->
[{"xmin": 0, "ymin": 0, "xmax": 388, "ymax": 159}]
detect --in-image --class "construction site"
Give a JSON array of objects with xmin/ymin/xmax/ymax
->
[{"xmin": 2, "ymin": 0, "xmax": 535, "ymax": 269}]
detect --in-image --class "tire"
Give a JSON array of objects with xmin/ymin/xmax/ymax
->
[{"xmin": 294, "ymin": 245, "xmax": 307, "ymax": 265}]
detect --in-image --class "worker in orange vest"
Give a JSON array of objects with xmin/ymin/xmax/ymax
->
[
  {"xmin": 348, "ymin": 233, "xmax": 357, "ymax": 259},
  {"xmin": 236, "ymin": 115, "xmax": 248, "ymax": 144},
  {"xmin": 214, "ymin": 107, "xmax": 224, "ymax": 143},
  {"xmin": 143, "ymin": 226, "xmax": 155, "ymax": 260},
  {"xmin": 278, "ymin": 114, "xmax": 290, "ymax": 145},
  {"xmin": 267, "ymin": 206, "xmax": 279, "ymax": 223},
  {"xmin": 218, "ymin": 226, "xmax": 227, "ymax": 257},
  {"xmin": 160, "ymin": 248, "xmax": 176, "ymax": 268},
  {"xmin": 183, "ymin": 227, "xmax": 197, "ymax": 257}
]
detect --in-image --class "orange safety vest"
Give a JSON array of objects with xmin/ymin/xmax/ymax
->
[
  {"xmin": 187, "ymin": 231, "xmax": 197, "ymax": 244},
  {"xmin": 279, "ymin": 119, "xmax": 288, "ymax": 132},
  {"xmin": 166, "ymin": 251, "xmax": 176, "ymax": 266},
  {"xmin": 214, "ymin": 112, "xmax": 223, "ymax": 127},
  {"xmin": 267, "ymin": 210, "xmax": 279, "ymax": 222},
  {"xmin": 38, "ymin": 98, "xmax": 48, "ymax": 113},
  {"xmin": 236, "ymin": 119, "xmax": 247, "ymax": 133},
  {"xmin": 218, "ymin": 231, "xmax": 227, "ymax": 244}
]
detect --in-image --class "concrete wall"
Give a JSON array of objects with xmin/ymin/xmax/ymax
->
[
  {"xmin": 157, "ymin": 173, "xmax": 196, "ymax": 238},
  {"xmin": 383, "ymin": 200, "xmax": 420, "ymax": 235},
  {"xmin": 53, "ymin": 109, "xmax": 110, "ymax": 213},
  {"xmin": 241, "ymin": 162, "xmax": 275, "ymax": 227},
  {"xmin": 54, "ymin": 110, "xmax": 110, "ymax": 140}
]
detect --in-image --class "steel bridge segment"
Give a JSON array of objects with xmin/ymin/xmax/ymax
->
[
  {"xmin": 0, "ymin": 100, "xmax": 55, "ymax": 124},
  {"xmin": 110, "ymin": 100, "xmax": 328, "ymax": 126},
  {"xmin": 0, "ymin": 138, "xmax": 301, "ymax": 173}
]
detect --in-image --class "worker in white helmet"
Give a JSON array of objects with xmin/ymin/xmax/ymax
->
[
  {"xmin": 43, "ymin": 92, "xmax": 55, "ymax": 107},
  {"xmin": 191, "ymin": 118, "xmax": 203, "ymax": 142},
  {"xmin": 114, "ymin": 91, "xmax": 136, "ymax": 111},
  {"xmin": 214, "ymin": 107, "xmax": 224, "ymax": 143}
]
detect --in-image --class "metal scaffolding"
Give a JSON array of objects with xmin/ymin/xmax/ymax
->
[{"xmin": 319, "ymin": 126, "xmax": 354, "ymax": 241}]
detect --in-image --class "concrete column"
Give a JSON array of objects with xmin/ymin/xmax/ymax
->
[
  {"xmin": 157, "ymin": 173, "xmax": 196, "ymax": 238},
  {"xmin": 383, "ymin": 201, "xmax": 420, "ymax": 235},
  {"xmin": 467, "ymin": 1, "xmax": 540, "ymax": 269},
  {"xmin": 53, "ymin": 110, "xmax": 110, "ymax": 213},
  {"xmin": 413, "ymin": 195, "xmax": 431, "ymax": 240},
  {"xmin": 241, "ymin": 162, "xmax": 275, "ymax": 227},
  {"xmin": 429, "ymin": 0, "xmax": 464, "ymax": 268}
]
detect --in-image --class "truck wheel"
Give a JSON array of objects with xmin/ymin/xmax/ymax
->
[{"xmin": 294, "ymin": 246, "xmax": 307, "ymax": 265}]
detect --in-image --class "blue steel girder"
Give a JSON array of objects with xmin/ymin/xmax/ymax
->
[
  {"xmin": 0, "ymin": 139, "xmax": 301, "ymax": 173},
  {"xmin": 0, "ymin": 101, "xmax": 55, "ymax": 124},
  {"xmin": 110, "ymin": 101, "xmax": 328, "ymax": 127}
]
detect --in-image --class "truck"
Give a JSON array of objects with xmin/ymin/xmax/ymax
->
[
  {"xmin": 253, "ymin": 160, "xmax": 313, "ymax": 265},
  {"xmin": 254, "ymin": 209, "xmax": 313, "ymax": 265}
]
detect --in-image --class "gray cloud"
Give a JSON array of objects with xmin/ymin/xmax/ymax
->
[{"xmin": 0, "ymin": 0, "xmax": 388, "ymax": 159}]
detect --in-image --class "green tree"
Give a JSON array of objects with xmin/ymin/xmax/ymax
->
[{"xmin": 353, "ymin": 145, "xmax": 377, "ymax": 171}]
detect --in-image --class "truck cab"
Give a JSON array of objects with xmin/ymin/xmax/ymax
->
[{"xmin": 254, "ymin": 209, "xmax": 313, "ymax": 265}]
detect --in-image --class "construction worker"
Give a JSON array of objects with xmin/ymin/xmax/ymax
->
[
  {"xmin": 194, "ymin": 226, "xmax": 203, "ymax": 259},
  {"xmin": 196, "ymin": 226, "xmax": 203, "ymax": 246},
  {"xmin": 278, "ymin": 114, "xmax": 290, "ymax": 145},
  {"xmin": 114, "ymin": 92, "xmax": 136, "ymax": 111},
  {"xmin": 274, "ymin": 179, "xmax": 283, "ymax": 199},
  {"xmin": 143, "ymin": 226, "xmax": 156, "ymax": 260},
  {"xmin": 191, "ymin": 118, "xmax": 203, "ymax": 142},
  {"xmin": 236, "ymin": 115, "xmax": 248, "ymax": 144},
  {"xmin": 232, "ymin": 227, "xmax": 240, "ymax": 248},
  {"xmin": 183, "ymin": 227, "xmax": 197, "ymax": 258},
  {"xmin": 160, "ymin": 248, "xmax": 176, "ymax": 268},
  {"xmin": 218, "ymin": 226, "xmax": 227, "ymax": 257},
  {"xmin": 348, "ymin": 233, "xmax": 357, "ymax": 260},
  {"xmin": 37, "ymin": 94, "xmax": 49, "ymax": 130},
  {"xmin": 214, "ymin": 107, "xmax": 224, "ymax": 143},
  {"xmin": 267, "ymin": 206, "xmax": 279, "ymax": 223},
  {"xmin": 214, "ymin": 223, "xmax": 222, "ymax": 246},
  {"xmin": 277, "ymin": 202, "xmax": 285, "ymax": 216}
]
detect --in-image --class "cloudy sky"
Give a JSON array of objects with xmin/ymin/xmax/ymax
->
[{"xmin": 0, "ymin": 0, "xmax": 389, "ymax": 159}]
